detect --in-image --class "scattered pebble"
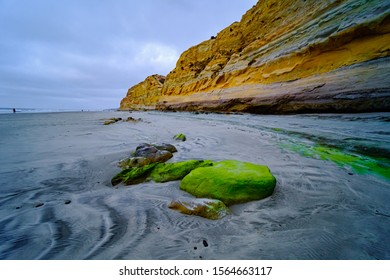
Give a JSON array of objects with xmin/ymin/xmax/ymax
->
[
  {"xmin": 203, "ymin": 240, "xmax": 208, "ymax": 247},
  {"xmin": 64, "ymin": 200, "xmax": 71, "ymax": 205},
  {"xmin": 35, "ymin": 202, "xmax": 44, "ymax": 208}
]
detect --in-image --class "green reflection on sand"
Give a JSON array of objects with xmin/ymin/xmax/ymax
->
[
  {"xmin": 271, "ymin": 126, "xmax": 390, "ymax": 180},
  {"xmin": 280, "ymin": 141, "xmax": 390, "ymax": 180}
]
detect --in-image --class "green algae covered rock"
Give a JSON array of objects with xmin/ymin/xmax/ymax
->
[
  {"xmin": 150, "ymin": 160, "xmax": 213, "ymax": 182},
  {"xmin": 180, "ymin": 160, "xmax": 276, "ymax": 205},
  {"xmin": 111, "ymin": 160, "xmax": 214, "ymax": 186},
  {"xmin": 173, "ymin": 133, "xmax": 186, "ymax": 141},
  {"xmin": 111, "ymin": 163, "xmax": 157, "ymax": 186},
  {"xmin": 168, "ymin": 198, "xmax": 230, "ymax": 220}
]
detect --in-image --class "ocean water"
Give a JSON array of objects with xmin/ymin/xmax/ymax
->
[
  {"xmin": 0, "ymin": 111, "xmax": 389, "ymax": 260},
  {"xmin": 0, "ymin": 107, "xmax": 83, "ymax": 114}
]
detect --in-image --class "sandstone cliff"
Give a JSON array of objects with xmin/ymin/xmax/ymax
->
[
  {"xmin": 120, "ymin": 74, "xmax": 166, "ymax": 109},
  {"xmin": 120, "ymin": 0, "xmax": 390, "ymax": 113}
]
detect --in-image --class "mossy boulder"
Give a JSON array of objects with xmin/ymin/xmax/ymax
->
[
  {"xmin": 111, "ymin": 160, "xmax": 214, "ymax": 186},
  {"xmin": 173, "ymin": 133, "xmax": 186, "ymax": 141},
  {"xmin": 150, "ymin": 160, "xmax": 213, "ymax": 182},
  {"xmin": 111, "ymin": 163, "xmax": 157, "ymax": 186},
  {"xmin": 168, "ymin": 198, "xmax": 230, "ymax": 220},
  {"xmin": 180, "ymin": 160, "xmax": 276, "ymax": 205}
]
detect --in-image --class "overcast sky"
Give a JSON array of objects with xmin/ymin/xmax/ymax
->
[{"xmin": 0, "ymin": 0, "xmax": 256, "ymax": 110}]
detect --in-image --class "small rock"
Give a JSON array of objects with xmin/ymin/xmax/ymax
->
[
  {"xmin": 135, "ymin": 142, "xmax": 177, "ymax": 154},
  {"xmin": 133, "ymin": 146, "xmax": 173, "ymax": 164},
  {"xmin": 203, "ymin": 240, "xmax": 208, "ymax": 247},
  {"xmin": 168, "ymin": 198, "xmax": 230, "ymax": 220},
  {"xmin": 103, "ymin": 120, "xmax": 115, "ymax": 125},
  {"xmin": 132, "ymin": 143, "xmax": 177, "ymax": 157},
  {"xmin": 35, "ymin": 202, "xmax": 44, "ymax": 208},
  {"xmin": 103, "ymin": 117, "xmax": 122, "ymax": 125},
  {"xmin": 173, "ymin": 133, "xmax": 186, "ymax": 141},
  {"xmin": 64, "ymin": 200, "xmax": 71, "ymax": 205},
  {"xmin": 126, "ymin": 116, "xmax": 141, "ymax": 122},
  {"xmin": 134, "ymin": 146, "xmax": 158, "ymax": 157}
]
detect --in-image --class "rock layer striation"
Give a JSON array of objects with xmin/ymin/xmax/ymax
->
[
  {"xmin": 120, "ymin": 0, "xmax": 390, "ymax": 113},
  {"xmin": 120, "ymin": 74, "xmax": 166, "ymax": 110}
]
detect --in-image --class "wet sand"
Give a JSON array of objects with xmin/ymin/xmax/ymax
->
[{"xmin": 0, "ymin": 111, "xmax": 389, "ymax": 259}]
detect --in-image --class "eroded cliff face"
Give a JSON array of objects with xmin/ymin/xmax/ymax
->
[
  {"xmin": 121, "ymin": 0, "xmax": 390, "ymax": 113},
  {"xmin": 120, "ymin": 74, "xmax": 166, "ymax": 109}
]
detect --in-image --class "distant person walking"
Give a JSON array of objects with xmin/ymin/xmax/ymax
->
[{"xmin": 13, "ymin": 108, "xmax": 16, "ymax": 113}]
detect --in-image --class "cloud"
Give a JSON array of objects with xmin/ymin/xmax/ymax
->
[
  {"xmin": 134, "ymin": 43, "xmax": 179, "ymax": 73},
  {"xmin": 0, "ymin": 0, "xmax": 258, "ymax": 109}
]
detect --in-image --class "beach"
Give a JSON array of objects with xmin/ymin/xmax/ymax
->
[{"xmin": 0, "ymin": 111, "xmax": 389, "ymax": 259}]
